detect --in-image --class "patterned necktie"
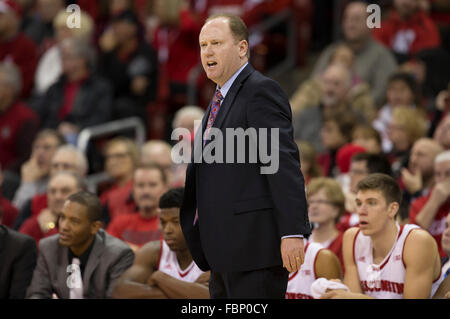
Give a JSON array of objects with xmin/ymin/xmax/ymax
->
[
  {"xmin": 69, "ymin": 257, "xmax": 83, "ymax": 299},
  {"xmin": 203, "ymin": 89, "xmax": 224, "ymax": 146}
]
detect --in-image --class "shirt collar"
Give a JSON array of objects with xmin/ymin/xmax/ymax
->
[
  {"xmin": 217, "ymin": 62, "xmax": 248, "ymax": 98},
  {"xmin": 68, "ymin": 235, "xmax": 96, "ymax": 273}
]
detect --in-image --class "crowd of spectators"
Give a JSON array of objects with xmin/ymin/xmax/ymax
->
[{"xmin": 0, "ymin": 0, "xmax": 449, "ymax": 299}]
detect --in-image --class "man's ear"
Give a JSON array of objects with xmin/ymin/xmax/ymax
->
[
  {"xmin": 91, "ymin": 221, "xmax": 102, "ymax": 235},
  {"xmin": 239, "ymin": 40, "xmax": 248, "ymax": 59},
  {"xmin": 387, "ymin": 202, "xmax": 400, "ymax": 219}
]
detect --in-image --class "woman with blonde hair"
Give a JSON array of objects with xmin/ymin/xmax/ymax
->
[{"xmin": 307, "ymin": 177, "xmax": 346, "ymax": 272}]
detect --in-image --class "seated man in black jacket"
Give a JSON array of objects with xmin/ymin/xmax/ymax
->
[
  {"xmin": 33, "ymin": 37, "xmax": 113, "ymax": 145},
  {"xmin": 98, "ymin": 9, "xmax": 158, "ymax": 126},
  {"xmin": 0, "ymin": 206, "xmax": 37, "ymax": 298}
]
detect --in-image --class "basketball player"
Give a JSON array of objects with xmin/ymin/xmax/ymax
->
[
  {"xmin": 321, "ymin": 174, "xmax": 444, "ymax": 299},
  {"xmin": 286, "ymin": 241, "xmax": 341, "ymax": 299},
  {"xmin": 112, "ymin": 188, "xmax": 209, "ymax": 299}
]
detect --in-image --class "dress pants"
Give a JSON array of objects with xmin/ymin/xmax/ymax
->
[{"xmin": 209, "ymin": 265, "xmax": 288, "ymax": 299}]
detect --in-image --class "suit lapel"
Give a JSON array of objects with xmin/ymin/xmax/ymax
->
[
  {"xmin": 212, "ymin": 64, "xmax": 254, "ymax": 131},
  {"xmin": 82, "ymin": 232, "xmax": 104, "ymax": 297},
  {"xmin": 56, "ymin": 244, "xmax": 70, "ymax": 299},
  {"xmin": 195, "ymin": 64, "xmax": 255, "ymax": 150}
]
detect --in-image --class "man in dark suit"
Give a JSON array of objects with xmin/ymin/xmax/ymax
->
[
  {"xmin": 0, "ymin": 207, "xmax": 37, "ymax": 299},
  {"xmin": 180, "ymin": 14, "xmax": 311, "ymax": 298},
  {"xmin": 26, "ymin": 191, "xmax": 134, "ymax": 299}
]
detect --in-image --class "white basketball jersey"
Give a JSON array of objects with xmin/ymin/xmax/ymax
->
[
  {"xmin": 157, "ymin": 240, "xmax": 204, "ymax": 282},
  {"xmin": 286, "ymin": 242, "xmax": 324, "ymax": 299},
  {"xmin": 354, "ymin": 224, "xmax": 444, "ymax": 299}
]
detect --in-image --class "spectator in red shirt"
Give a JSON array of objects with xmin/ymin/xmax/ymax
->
[
  {"xmin": 12, "ymin": 129, "xmax": 65, "ymax": 211},
  {"xmin": 306, "ymin": 177, "xmax": 346, "ymax": 273},
  {"xmin": 151, "ymin": 0, "xmax": 203, "ymax": 112},
  {"xmin": 100, "ymin": 137, "xmax": 139, "ymax": 224},
  {"xmin": 0, "ymin": 62, "xmax": 39, "ymax": 173},
  {"xmin": 0, "ymin": 0, "xmax": 38, "ymax": 98},
  {"xmin": 107, "ymin": 164, "xmax": 169, "ymax": 252},
  {"xmin": 373, "ymin": 0, "xmax": 441, "ymax": 61},
  {"xmin": 141, "ymin": 140, "xmax": 173, "ymax": 185},
  {"xmin": 399, "ymin": 138, "xmax": 443, "ymax": 222},
  {"xmin": 19, "ymin": 171, "xmax": 85, "ymax": 244},
  {"xmin": 410, "ymin": 150, "xmax": 450, "ymax": 258},
  {"xmin": 14, "ymin": 144, "xmax": 89, "ymax": 230}
]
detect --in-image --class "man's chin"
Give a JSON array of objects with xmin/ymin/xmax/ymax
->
[{"xmin": 58, "ymin": 238, "xmax": 71, "ymax": 247}]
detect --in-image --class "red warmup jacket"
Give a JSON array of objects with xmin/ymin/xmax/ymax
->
[
  {"xmin": 0, "ymin": 100, "xmax": 39, "ymax": 171},
  {"xmin": 372, "ymin": 10, "xmax": 441, "ymax": 55},
  {"xmin": 0, "ymin": 33, "xmax": 38, "ymax": 98}
]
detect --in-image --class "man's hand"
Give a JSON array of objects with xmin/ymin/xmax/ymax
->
[
  {"xmin": 401, "ymin": 168, "xmax": 422, "ymax": 194},
  {"xmin": 194, "ymin": 271, "xmax": 210, "ymax": 286},
  {"xmin": 149, "ymin": 270, "xmax": 169, "ymax": 287},
  {"xmin": 21, "ymin": 157, "xmax": 47, "ymax": 183},
  {"xmin": 281, "ymin": 237, "xmax": 304, "ymax": 273},
  {"xmin": 431, "ymin": 180, "xmax": 450, "ymax": 206},
  {"xmin": 37, "ymin": 208, "xmax": 57, "ymax": 233}
]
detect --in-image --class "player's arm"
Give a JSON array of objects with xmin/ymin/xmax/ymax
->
[
  {"xmin": 321, "ymin": 228, "xmax": 373, "ymax": 299},
  {"xmin": 342, "ymin": 228, "xmax": 364, "ymax": 293},
  {"xmin": 150, "ymin": 270, "xmax": 211, "ymax": 299},
  {"xmin": 403, "ymin": 229, "xmax": 440, "ymax": 299},
  {"xmin": 111, "ymin": 241, "xmax": 168, "ymax": 299},
  {"xmin": 433, "ymin": 276, "xmax": 450, "ymax": 299},
  {"xmin": 314, "ymin": 249, "xmax": 342, "ymax": 280}
]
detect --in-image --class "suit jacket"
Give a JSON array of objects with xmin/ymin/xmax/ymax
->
[
  {"xmin": 0, "ymin": 225, "xmax": 37, "ymax": 299},
  {"xmin": 26, "ymin": 229, "xmax": 134, "ymax": 299},
  {"xmin": 181, "ymin": 64, "xmax": 311, "ymax": 273}
]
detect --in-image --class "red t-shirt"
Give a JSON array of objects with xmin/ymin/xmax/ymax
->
[
  {"xmin": 372, "ymin": 10, "xmax": 441, "ymax": 55},
  {"xmin": 0, "ymin": 195, "xmax": 19, "ymax": 228},
  {"xmin": 107, "ymin": 213, "xmax": 162, "ymax": 248},
  {"xmin": 100, "ymin": 180, "xmax": 136, "ymax": 221},
  {"xmin": 0, "ymin": 100, "xmax": 39, "ymax": 171},
  {"xmin": 31, "ymin": 193, "xmax": 48, "ymax": 217},
  {"xmin": 0, "ymin": 33, "xmax": 38, "ymax": 98},
  {"xmin": 409, "ymin": 191, "xmax": 449, "ymax": 258}
]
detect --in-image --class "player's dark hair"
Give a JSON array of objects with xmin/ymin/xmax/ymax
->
[
  {"xmin": 159, "ymin": 188, "xmax": 184, "ymax": 209},
  {"xmin": 356, "ymin": 173, "xmax": 402, "ymax": 205}
]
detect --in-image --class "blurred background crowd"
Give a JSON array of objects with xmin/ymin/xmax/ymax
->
[{"xmin": 0, "ymin": 0, "xmax": 449, "ymax": 299}]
